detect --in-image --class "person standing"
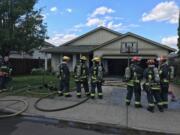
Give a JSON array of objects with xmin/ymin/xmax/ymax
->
[
  {"xmin": 74, "ymin": 56, "xmax": 90, "ymax": 98},
  {"xmin": 90, "ymin": 57, "xmax": 104, "ymax": 99},
  {"xmin": 57, "ymin": 56, "xmax": 71, "ymax": 97},
  {"xmin": 125, "ymin": 56, "xmax": 143, "ymax": 108},
  {"xmin": 159, "ymin": 56, "xmax": 174, "ymax": 109},
  {"xmin": 144, "ymin": 59, "xmax": 164, "ymax": 113},
  {"xmin": 0, "ymin": 56, "xmax": 12, "ymax": 91}
]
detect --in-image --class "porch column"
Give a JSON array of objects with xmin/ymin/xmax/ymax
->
[
  {"xmin": 73, "ymin": 54, "xmax": 77, "ymax": 70},
  {"xmin": 44, "ymin": 53, "xmax": 48, "ymax": 71}
]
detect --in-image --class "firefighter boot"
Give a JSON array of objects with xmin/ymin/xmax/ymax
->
[
  {"xmin": 163, "ymin": 104, "xmax": 168, "ymax": 109},
  {"xmin": 158, "ymin": 105, "xmax": 164, "ymax": 112},
  {"xmin": 147, "ymin": 106, "xmax": 154, "ymax": 113},
  {"xmin": 135, "ymin": 103, "xmax": 143, "ymax": 108},
  {"xmin": 98, "ymin": 95, "xmax": 103, "ymax": 99}
]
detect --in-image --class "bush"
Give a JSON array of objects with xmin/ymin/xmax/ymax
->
[{"xmin": 31, "ymin": 68, "xmax": 50, "ymax": 75}]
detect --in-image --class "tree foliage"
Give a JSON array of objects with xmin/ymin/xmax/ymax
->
[
  {"xmin": 177, "ymin": 11, "xmax": 180, "ymax": 55},
  {"xmin": 0, "ymin": 0, "xmax": 48, "ymax": 57}
]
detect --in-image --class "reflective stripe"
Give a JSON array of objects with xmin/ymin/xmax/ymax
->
[
  {"xmin": 85, "ymin": 92, "xmax": 90, "ymax": 95},
  {"xmin": 134, "ymin": 80, "xmax": 140, "ymax": 83},
  {"xmin": 151, "ymin": 87, "xmax": 160, "ymax": 90},
  {"xmin": 64, "ymin": 93, "xmax": 70, "ymax": 96},
  {"xmin": 98, "ymin": 93, "xmax": 103, "ymax": 96},
  {"xmin": 158, "ymin": 102, "xmax": 163, "ymax": 106},
  {"xmin": 92, "ymin": 77, "xmax": 96, "ymax": 80},
  {"xmin": 58, "ymin": 91, "xmax": 62, "ymax": 94},
  {"xmin": 127, "ymin": 84, "xmax": 134, "ymax": 86},
  {"xmin": 76, "ymin": 93, "xmax": 81, "ymax": 96},
  {"xmin": 149, "ymin": 104, "xmax": 155, "ymax": 107},
  {"xmin": 162, "ymin": 101, "xmax": 168, "ymax": 105},
  {"xmin": 125, "ymin": 99, "xmax": 130, "ymax": 103},
  {"xmin": 91, "ymin": 93, "xmax": 95, "ymax": 97},
  {"xmin": 135, "ymin": 102, "xmax": 141, "ymax": 105},
  {"xmin": 163, "ymin": 79, "xmax": 169, "ymax": 83}
]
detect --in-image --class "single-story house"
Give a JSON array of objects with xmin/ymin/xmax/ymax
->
[{"xmin": 43, "ymin": 26, "xmax": 176, "ymax": 76}]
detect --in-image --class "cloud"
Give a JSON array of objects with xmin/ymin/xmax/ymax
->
[
  {"xmin": 86, "ymin": 18, "xmax": 106, "ymax": 26},
  {"xmin": 142, "ymin": 1, "xmax": 179, "ymax": 24},
  {"xmin": 50, "ymin": 7, "xmax": 58, "ymax": 12},
  {"xmin": 161, "ymin": 35, "xmax": 178, "ymax": 49},
  {"xmin": 46, "ymin": 33, "xmax": 78, "ymax": 46},
  {"xmin": 91, "ymin": 6, "xmax": 115, "ymax": 17},
  {"xmin": 66, "ymin": 8, "xmax": 72, "ymax": 13},
  {"xmin": 106, "ymin": 21, "xmax": 122, "ymax": 30}
]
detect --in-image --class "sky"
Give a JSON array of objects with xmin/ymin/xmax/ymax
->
[{"xmin": 35, "ymin": 0, "xmax": 180, "ymax": 49}]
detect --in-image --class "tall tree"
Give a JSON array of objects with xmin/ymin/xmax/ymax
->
[
  {"xmin": 0, "ymin": 0, "xmax": 48, "ymax": 58},
  {"xmin": 177, "ymin": 9, "xmax": 180, "ymax": 55}
]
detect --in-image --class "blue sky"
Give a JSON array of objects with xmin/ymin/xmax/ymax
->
[{"xmin": 35, "ymin": 0, "xmax": 179, "ymax": 48}]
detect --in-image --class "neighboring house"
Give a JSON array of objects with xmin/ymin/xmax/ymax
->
[
  {"xmin": 43, "ymin": 26, "xmax": 176, "ymax": 76},
  {"xmin": 30, "ymin": 42, "xmax": 54, "ymax": 60}
]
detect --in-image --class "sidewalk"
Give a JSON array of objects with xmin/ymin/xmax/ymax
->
[{"xmin": 0, "ymin": 85, "xmax": 180, "ymax": 134}]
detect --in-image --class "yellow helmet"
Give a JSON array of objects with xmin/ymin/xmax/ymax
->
[
  {"xmin": 80, "ymin": 56, "xmax": 87, "ymax": 61},
  {"xmin": 62, "ymin": 56, "xmax": 70, "ymax": 61},
  {"xmin": 92, "ymin": 57, "xmax": 101, "ymax": 62}
]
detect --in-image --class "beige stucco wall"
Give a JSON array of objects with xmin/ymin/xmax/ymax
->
[
  {"xmin": 94, "ymin": 35, "xmax": 169, "ymax": 58},
  {"xmin": 51, "ymin": 54, "xmax": 75, "ymax": 72},
  {"xmin": 70, "ymin": 29, "xmax": 118, "ymax": 45}
]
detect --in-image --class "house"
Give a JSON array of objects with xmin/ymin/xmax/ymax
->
[
  {"xmin": 0, "ymin": 41, "xmax": 55, "ymax": 75},
  {"xmin": 43, "ymin": 26, "xmax": 176, "ymax": 76}
]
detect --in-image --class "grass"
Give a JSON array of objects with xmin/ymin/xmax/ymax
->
[
  {"xmin": 1, "ymin": 74, "xmax": 76, "ymax": 98},
  {"xmin": 174, "ymin": 78, "xmax": 180, "ymax": 85}
]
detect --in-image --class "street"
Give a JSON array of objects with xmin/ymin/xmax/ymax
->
[{"xmin": 0, "ymin": 116, "xmax": 115, "ymax": 135}]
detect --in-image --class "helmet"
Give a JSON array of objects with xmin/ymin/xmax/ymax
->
[
  {"xmin": 92, "ymin": 57, "xmax": 101, "ymax": 62},
  {"xmin": 131, "ymin": 56, "xmax": 141, "ymax": 62},
  {"xmin": 62, "ymin": 56, "xmax": 70, "ymax": 61},
  {"xmin": 80, "ymin": 56, "xmax": 87, "ymax": 61},
  {"xmin": 147, "ymin": 59, "xmax": 155, "ymax": 65}
]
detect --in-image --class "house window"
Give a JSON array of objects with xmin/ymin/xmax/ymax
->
[{"xmin": 121, "ymin": 42, "xmax": 138, "ymax": 53}]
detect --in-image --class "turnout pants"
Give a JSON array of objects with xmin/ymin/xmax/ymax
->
[
  {"xmin": 91, "ymin": 82, "xmax": 103, "ymax": 97},
  {"xmin": 126, "ymin": 83, "xmax": 141, "ymax": 105},
  {"xmin": 160, "ymin": 82, "xmax": 169, "ymax": 107},
  {"xmin": 76, "ymin": 80, "xmax": 89, "ymax": 96},
  {"xmin": 58, "ymin": 79, "xmax": 70, "ymax": 96}
]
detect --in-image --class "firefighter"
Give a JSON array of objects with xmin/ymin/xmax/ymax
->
[
  {"xmin": 158, "ymin": 56, "xmax": 174, "ymax": 109},
  {"xmin": 90, "ymin": 57, "xmax": 104, "ymax": 99},
  {"xmin": 125, "ymin": 56, "xmax": 143, "ymax": 108},
  {"xmin": 57, "ymin": 56, "xmax": 71, "ymax": 97},
  {"xmin": 144, "ymin": 59, "xmax": 164, "ymax": 113},
  {"xmin": 74, "ymin": 56, "xmax": 90, "ymax": 98},
  {"xmin": 0, "ymin": 57, "xmax": 12, "ymax": 91}
]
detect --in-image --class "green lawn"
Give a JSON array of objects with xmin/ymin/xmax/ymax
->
[
  {"xmin": 1, "ymin": 75, "xmax": 76, "ymax": 97},
  {"xmin": 174, "ymin": 78, "xmax": 180, "ymax": 85}
]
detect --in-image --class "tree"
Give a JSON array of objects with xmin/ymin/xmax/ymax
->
[
  {"xmin": 177, "ymin": 10, "xmax": 180, "ymax": 55},
  {"xmin": 0, "ymin": 0, "xmax": 48, "ymax": 58}
]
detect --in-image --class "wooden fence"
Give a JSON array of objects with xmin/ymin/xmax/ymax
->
[{"xmin": 9, "ymin": 58, "xmax": 51, "ymax": 75}]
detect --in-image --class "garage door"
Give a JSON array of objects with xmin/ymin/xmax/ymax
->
[{"xmin": 107, "ymin": 59, "xmax": 128, "ymax": 76}]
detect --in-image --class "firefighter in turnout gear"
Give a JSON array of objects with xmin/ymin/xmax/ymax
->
[
  {"xmin": 57, "ymin": 56, "xmax": 71, "ymax": 97},
  {"xmin": 74, "ymin": 56, "xmax": 90, "ymax": 98},
  {"xmin": 90, "ymin": 57, "xmax": 104, "ymax": 99},
  {"xmin": 158, "ymin": 56, "xmax": 174, "ymax": 109},
  {"xmin": 144, "ymin": 59, "xmax": 164, "ymax": 113},
  {"xmin": 0, "ymin": 57, "xmax": 12, "ymax": 91},
  {"xmin": 125, "ymin": 56, "xmax": 143, "ymax": 108}
]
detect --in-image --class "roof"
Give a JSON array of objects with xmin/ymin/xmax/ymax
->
[
  {"xmin": 44, "ymin": 41, "xmax": 55, "ymax": 48},
  {"xmin": 59, "ymin": 26, "xmax": 122, "ymax": 46},
  {"xmin": 43, "ymin": 45, "xmax": 100, "ymax": 53},
  {"xmin": 43, "ymin": 27, "xmax": 176, "ymax": 53},
  {"xmin": 93, "ymin": 32, "xmax": 176, "ymax": 52}
]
